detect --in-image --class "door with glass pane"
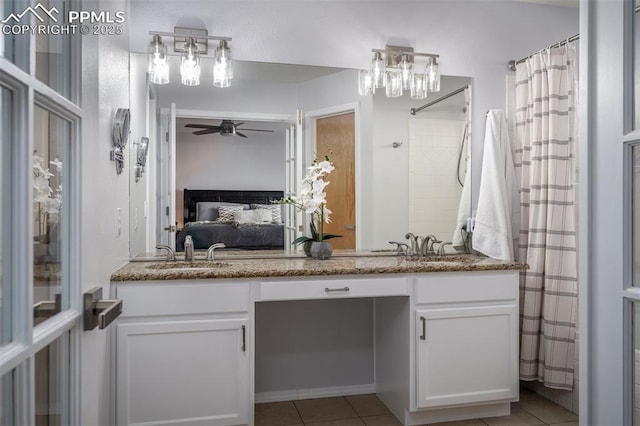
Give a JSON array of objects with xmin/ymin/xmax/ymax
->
[{"xmin": 0, "ymin": 0, "xmax": 82, "ymax": 423}]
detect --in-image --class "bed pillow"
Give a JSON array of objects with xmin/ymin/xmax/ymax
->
[
  {"xmin": 233, "ymin": 209, "xmax": 273, "ymax": 224},
  {"xmin": 251, "ymin": 204, "xmax": 283, "ymax": 223},
  {"xmin": 196, "ymin": 202, "xmax": 249, "ymax": 221},
  {"xmin": 217, "ymin": 206, "xmax": 245, "ymax": 223},
  {"xmin": 196, "ymin": 202, "xmax": 240, "ymax": 221}
]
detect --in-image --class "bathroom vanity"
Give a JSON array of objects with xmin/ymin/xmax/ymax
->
[{"xmin": 110, "ymin": 255, "xmax": 525, "ymax": 426}]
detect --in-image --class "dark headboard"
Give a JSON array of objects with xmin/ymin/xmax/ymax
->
[{"xmin": 184, "ymin": 189, "xmax": 284, "ymax": 224}]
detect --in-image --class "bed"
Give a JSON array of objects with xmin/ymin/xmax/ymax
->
[{"xmin": 176, "ymin": 189, "xmax": 285, "ymax": 251}]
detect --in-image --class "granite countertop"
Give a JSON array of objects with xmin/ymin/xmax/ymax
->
[{"xmin": 111, "ymin": 254, "xmax": 527, "ymax": 282}]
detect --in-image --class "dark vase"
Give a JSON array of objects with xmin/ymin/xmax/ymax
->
[
  {"xmin": 303, "ymin": 241, "xmax": 313, "ymax": 257},
  {"xmin": 310, "ymin": 241, "xmax": 333, "ymax": 260}
]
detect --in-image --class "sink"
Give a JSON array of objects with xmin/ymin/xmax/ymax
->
[
  {"xmin": 406, "ymin": 255, "xmax": 480, "ymax": 263},
  {"xmin": 146, "ymin": 261, "xmax": 230, "ymax": 270}
]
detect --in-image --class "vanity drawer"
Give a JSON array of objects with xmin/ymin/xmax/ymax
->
[
  {"xmin": 259, "ymin": 276, "xmax": 408, "ymax": 301},
  {"xmin": 414, "ymin": 271, "xmax": 518, "ymax": 305},
  {"xmin": 116, "ymin": 281, "xmax": 251, "ymax": 317}
]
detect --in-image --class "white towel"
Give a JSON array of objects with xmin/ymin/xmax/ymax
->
[{"xmin": 473, "ymin": 109, "xmax": 520, "ymax": 261}]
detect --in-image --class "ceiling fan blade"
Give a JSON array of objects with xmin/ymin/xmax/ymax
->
[
  {"xmin": 238, "ymin": 128, "xmax": 275, "ymax": 132},
  {"xmin": 185, "ymin": 124, "xmax": 219, "ymax": 130},
  {"xmin": 192, "ymin": 129, "xmax": 221, "ymax": 135},
  {"xmin": 233, "ymin": 122, "xmax": 245, "ymax": 127},
  {"xmin": 235, "ymin": 131, "xmax": 248, "ymax": 138}
]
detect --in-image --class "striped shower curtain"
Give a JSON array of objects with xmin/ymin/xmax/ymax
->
[{"xmin": 512, "ymin": 42, "xmax": 578, "ymax": 390}]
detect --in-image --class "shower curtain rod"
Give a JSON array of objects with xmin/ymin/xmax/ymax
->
[
  {"xmin": 410, "ymin": 85, "xmax": 469, "ymax": 116},
  {"xmin": 508, "ymin": 33, "xmax": 579, "ymax": 71}
]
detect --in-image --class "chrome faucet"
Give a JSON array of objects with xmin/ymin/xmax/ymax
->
[
  {"xmin": 405, "ymin": 233, "xmax": 420, "ymax": 256},
  {"xmin": 388, "ymin": 241, "xmax": 409, "ymax": 255},
  {"xmin": 206, "ymin": 243, "xmax": 226, "ymax": 261},
  {"xmin": 420, "ymin": 235, "xmax": 441, "ymax": 256},
  {"xmin": 437, "ymin": 241, "xmax": 453, "ymax": 256},
  {"xmin": 404, "ymin": 233, "xmax": 442, "ymax": 257},
  {"xmin": 184, "ymin": 235, "xmax": 194, "ymax": 262},
  {"xmin": 156, "ymin": 244, "xmax": 176, "ymax": 260}
]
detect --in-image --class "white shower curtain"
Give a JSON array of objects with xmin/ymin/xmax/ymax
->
[{"xmin": 512, "ymin": 42, "xmax": 578, "ymax": 390}]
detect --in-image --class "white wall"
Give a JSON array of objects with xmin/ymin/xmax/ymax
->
[
  {"xmin": 129, "ymin": 52, "xmax": 150, "ymax": 256},
  {"xmin": 175, "ymin": 120, "xmax": 286, "ymax": 226},
  {"xmin": 81, "ymin": 1, "xmax": 130, "ymax": 425}
]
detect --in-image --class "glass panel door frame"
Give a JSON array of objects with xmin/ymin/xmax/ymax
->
[
  {"xmin": 624, "ymin": 1, "xmax": 640, "ymax": 425},
  {"xmin": 0, "ymin": 0, "xmax": 82, "ymax": 422}
]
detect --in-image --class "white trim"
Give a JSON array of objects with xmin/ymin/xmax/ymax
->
[
  {"xmin": 254, "ymin": 383, "xmax": 375, "ymax": 404},
  {"xmin": 305, "ymin": 102, "xmax": 361, "ymax": 249},
  {"xmin": 578, "ymin": 0, "xmax": 591, "ymax": 423},
  {"xmin": 175, "ymin": 109, "xmax": 290, "ymax": 123}
]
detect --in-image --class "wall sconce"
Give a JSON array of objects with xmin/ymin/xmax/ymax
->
[
  {"xmin": 134, "ymin": 137, "xmax": 149, "ymax": 182},
  {"xmin": 147, "ymin": 27, "xmax": 233, "ymax": 87},
  {"xmin": 359, "ymin": 45, "xmax": 440, "ymax": 99}
]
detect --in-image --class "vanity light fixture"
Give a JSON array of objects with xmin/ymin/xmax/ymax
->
[
  {"xmin": 359, "ymin": 45, "xmax": 440, "ymax": 99},
  {"xmin": 180, "ymin": 38, "xmax": 201, "ymax": 86},
  {"xmin": 148, "ymin": 35, "xmax": 169, "ymax": 84},
  {"xmin": 147, "ymin": 27, "xmax": 234, "ymax": 87}
]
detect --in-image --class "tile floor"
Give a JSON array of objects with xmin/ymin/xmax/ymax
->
[{"xmin": 254, "ymin": 388, "xmax": 579, "ymax": 426}]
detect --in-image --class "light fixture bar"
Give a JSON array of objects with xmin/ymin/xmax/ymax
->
[
  {"xmin": 371, "ymin": 46, "xmax": 439, "ymax": 61},
  {"xmin": 149, "ymin": 28, "xmax": 232, "ymax": 55}
]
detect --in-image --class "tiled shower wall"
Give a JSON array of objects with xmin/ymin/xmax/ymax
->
[{"xmin": 408, "ymin": 118, "xmax": 467, "ymax": 245}]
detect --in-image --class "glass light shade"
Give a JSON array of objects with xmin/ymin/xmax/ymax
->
[
  {"xmin": 410, "ymin": 73, "xmax": 427, "ymax": 100},
  {"xmin": 385, "ymin": 69, "xmax": 403, "ymax": 98},
  {"xmin": 371, "ymin": 52, "xmax": 386, "ymax": 88},
  {"xmin": 180, "ymin": 40, "xmax": 201, "ymax": 86},
  {"xmin": 425, "ymin": 57, "xmax": 440, "ymax": 93},
  {"xmin": 148, "ymin": 35, "xmax": 169, "ymax": 85},
  {"xmin": 400, "ymin": 54, "xmax": 413, "ymax": 90},
  {"xmin": 213, "ymin": 40, "xmax": 234, "ymax": 88},
  {"xmin": 358, "ymin": 69, "xmax": 374, "ymax": 96}
]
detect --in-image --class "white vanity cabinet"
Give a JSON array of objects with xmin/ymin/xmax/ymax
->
[
  {"xmin": 406, "ymin": 270, "xmax": 519, "ymax": 423},
  {"xmin": 114, "ymin": 280, "xmax": 253, "ymax": 426}
]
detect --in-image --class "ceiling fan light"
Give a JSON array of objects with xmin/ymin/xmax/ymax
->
[
  {"xmin": 148, "ymin": 35, "xmax": 169, "ymax": 85},
  {"xmin": 180, "ymin": 38, "xmax": 201, "ymax": 86},
  {"xmin": 213, "ymin": 40, "xmax": 234, "ymax": 88}
]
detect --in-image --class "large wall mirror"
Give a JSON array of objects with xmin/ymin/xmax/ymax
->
[{"xmin": 129, "ymin": 54, "xmax": 471, "ymax": 257}]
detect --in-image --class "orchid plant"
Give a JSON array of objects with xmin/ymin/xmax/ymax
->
[
  {"xmin": 33, "ymin": 152, "xmax": 62, "ymax": 241},
  {"xmin": 277, "ymin": 156, "xmax": 342, "ymax": 245}
]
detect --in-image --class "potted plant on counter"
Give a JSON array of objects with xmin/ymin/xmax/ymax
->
[{"xmin": 276, "ymin": 156, "xmax": 341, "ymax": 259}]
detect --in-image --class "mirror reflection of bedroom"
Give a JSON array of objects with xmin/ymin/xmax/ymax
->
[
  {"xmin": 175, "ymin": 117, "xmax": 288, "ymax": 252},
  {"xmin": 128, "ymin": 57, "xmax": 472, "ymax": 257}
]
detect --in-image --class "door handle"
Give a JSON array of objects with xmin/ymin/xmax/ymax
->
[
  {"xmin": 33, "ymin": 293, "xmax": 61, "ymax": 320},
  {"xmin": 83, "ymin": 287, "xmax": 123, "ymax": 330},
  {"xmin": 420, "ymin": 316, "xmax": 426, "ymax": 340},
  {"xmin": 163, "ymin": 225, "xmax": 177, "ymax": 232},
  {"xmin": 325, "ymin": 287, "xmax": 350, "ymax": 293},
  {"xmin": 344, "ymin": 224, "xmax": 356, "ymax": 231}
]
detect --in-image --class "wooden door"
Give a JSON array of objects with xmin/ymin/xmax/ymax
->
[{"xmin": 316, "ymin": 112, "xmax": 356, "ymax": 249}]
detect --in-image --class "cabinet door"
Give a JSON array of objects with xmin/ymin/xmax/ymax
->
[
  {"xmin": 415, "ymin": 305, "xmax": 518, "ymax": 409},
  {"xmin": 116, "ymin": 319, "xmax": 250, "ymax": 426}
]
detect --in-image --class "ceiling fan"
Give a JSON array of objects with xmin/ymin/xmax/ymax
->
[{"xmin": 185, "ymin": 120, "xmax": 275, "ymax": 138}]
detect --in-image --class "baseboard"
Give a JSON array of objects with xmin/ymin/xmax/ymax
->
[{"xmin": 255, "ymin": 384, "xmax": 376, "ymax": 404}]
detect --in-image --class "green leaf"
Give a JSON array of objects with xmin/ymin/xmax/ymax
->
[
  {"xmin": 292, "ymin": 236, "xmax": 315, "ymax": 245},
  {"xmin": 321, "ymin": 233, "xmax": 342, "ymax": 241}
]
